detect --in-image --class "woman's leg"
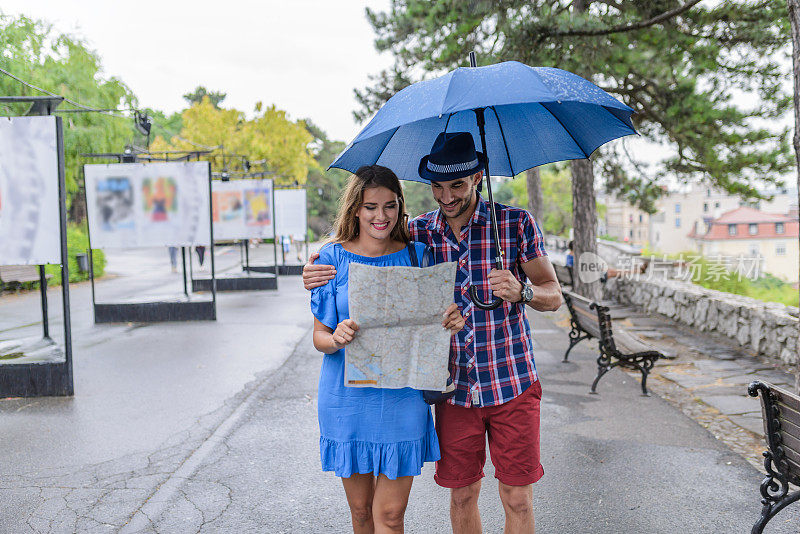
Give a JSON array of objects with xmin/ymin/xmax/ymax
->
[
  {"xmin": 372, "ymin": 474, "xmax": 413, "ymax": 534},
  {"xmin": 342, "ymin": 473, "xmax": 376, "ymax": 534}
]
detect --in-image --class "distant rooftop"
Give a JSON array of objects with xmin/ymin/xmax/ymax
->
[
  {"xmin": 714, "ymin": 206, "xmax": 795, "ymax": 224},
  {"xmin": 689, "ymin": 206, "xmax": 799, "ymax": 240}
]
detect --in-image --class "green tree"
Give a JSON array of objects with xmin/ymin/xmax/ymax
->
[
  {"xmin": 494, "ymin": 164, "xmax": 574, "ymax": 236},
  {"xmin": 403, "ymin": 181, "xmax": 438, "ymax": 218},
  {"xmin": 241, "ymin": 103, "xmax": 317, "ymax": 185},
  {"xmin": 154, "ymin": 98, "xmax": 317, "ymax": 186},
  {"xmin": 0, "ymin": 13, "xmax": 138, "ymax": 212},
  {"xmin": 357, "ymin": 0, "xmax": 792, "ymax": 298},
  {"xmin": 183, "ymin": 86, "xmax": 227, "ymax": 108},
  {"xmin": 145, "ymin": 108, "xmax": 182, "ymax": 145},
  {"xmin": 304, "ymin": 120, "xmax": 350, "ymax": 236}
]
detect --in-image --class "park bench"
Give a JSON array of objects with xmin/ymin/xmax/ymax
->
[
  {"xmin": 561, "ymin": 290, "xmax": 663, "ymax": 396},
  {"xmin": 0, "ymin": 265, "xmax": 51, "ymax": 290},
  {"xmin": 554, "ymin": 263, "xmax": 573, "ymax": 288},
  {"xmin": 747, "ymin": 381, "xmax": 800, "ymax": 534}
]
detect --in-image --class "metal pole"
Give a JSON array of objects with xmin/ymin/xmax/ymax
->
[
  {"xmin": 181, "ymin": 247, "xmax": 188, "ymax": 297},
  {"xmin": 82, "ymin": 165, "xmax": 97, "ymax": 313},
  {"xmin": 55, "ymin": 116, "xmax": 74, "ymax": 395},
  {"xmin": 245, "ymin": 239, "xmax": 250, "ymax": 270},
  {"xmin": 38, "ymin": 265, "xmax": 49, "ymax": 339},
  {"xmin": 207, "ymin": 162, "xmax": 217, "ymax": 316},
  {"xmin": 188, "ymin": 242, "xmax": 194, "ymax": 286},
  {"xmin": 272, "ymin": 183, "xmax": 278, "ymax": 279}
]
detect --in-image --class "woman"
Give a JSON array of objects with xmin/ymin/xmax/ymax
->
[{"xmin": 311, "ymin": 165, "xmax": 463, "ymax": 533}]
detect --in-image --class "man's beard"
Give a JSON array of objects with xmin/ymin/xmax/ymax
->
[{"xmin": 440, "ymin": 188, "xmax": 475, "ymax": 220}]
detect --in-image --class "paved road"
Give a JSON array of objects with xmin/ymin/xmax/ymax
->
[
  {"xmin": 116, "ymin": 314, "xmax": 800, "ymax": 534},
  {"xmin": 2, "ymin": 247, "xmax": 798, "ymax": 532}
]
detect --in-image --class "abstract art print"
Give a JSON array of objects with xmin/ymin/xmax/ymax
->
[
  {"xmin": 96, "ymin": 176, "xmax": 134, "ymax": 231},
  {"xmin": 244, "ymin": 187, "xmax": 271, "ymax": 227},
  {"xmin": 212, "ymin": 191, "xmax": 243, "ymax": 222},
  {"xmin": 142, "ymin": 177, "xmax": 178, "ymax": 223}
]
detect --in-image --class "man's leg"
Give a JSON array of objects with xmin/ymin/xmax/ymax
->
[
  {"xmin": 450, "ymin": 479, "xmax": 482, "ymax": 534},
  {"xmin": 372, "ymin": 474, "xmax": 413, "ymax": 533},
  {"xmin": 341, "ymin": 473, "xmax": 376, "ymax": 534},
  {"xmin": 434, "ymin": 401, "xmax": 488, "ymax": 534},
  {"xmin": 498, "ymin": 482, "xmax": 534, "ymax": 534},
  {"xmin": 485, "ymin": 381, "xmax": 544, "ymax": 534}
]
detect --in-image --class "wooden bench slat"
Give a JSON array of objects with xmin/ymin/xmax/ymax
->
[
  {"xmin": 612, "ymin": 328, "xmax": 654, "ymax": 354},
  {"xmin": 780, "ymin": 444, "xmax": 800, "ymax": 475},
  {"xmin": 572, "ymin": 306, "xmax": 602, "ymax": 339},
  {"xmin": 774, "ymin": 389, "xmax": 800, "ymax": 414},
  {"xmin": 777, "ymin": 402, "xmax": 800, "ymax": 428},
  {"xmin": 779, "ymin": 430, "xmax": 800, "ymax": 464},
  {"xmin": 780, "ymin": 417, "xmax": 800, "ymax": 443},
  {"xmin": 554, "ymin": 264, "xmax": 573, "ymax": 287},
  {"xmin": 0, "ymin": 265, "xmax": 42, "ymax": 283}
]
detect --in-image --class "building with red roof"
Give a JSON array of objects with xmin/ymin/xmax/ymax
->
[{"xmin": 689, "ymin": 206, "xmax": 799, "ymax": 283}]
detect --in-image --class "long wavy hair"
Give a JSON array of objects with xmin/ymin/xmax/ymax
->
[{"xmin": 329, "ymin": 165, "xmax": 410, "ymax": 244}]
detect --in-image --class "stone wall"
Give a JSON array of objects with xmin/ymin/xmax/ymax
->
[{"xmin": 604, "ymin": 276, "xmax": 800, "ymax": 365}]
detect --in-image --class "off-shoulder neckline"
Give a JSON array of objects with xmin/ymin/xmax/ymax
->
[{"xmin": 335, "ymin": 242, "xmax": 411, "ymax": 262}]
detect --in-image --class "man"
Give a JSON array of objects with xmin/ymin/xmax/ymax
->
[{"xmin": 303, "ymin": 132, "xmax": 562, "ymax": 534}]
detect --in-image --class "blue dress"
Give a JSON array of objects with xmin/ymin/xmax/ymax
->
[{"xmin": 311, "ymin": 242, "xmax": 440, "ymax": 479}]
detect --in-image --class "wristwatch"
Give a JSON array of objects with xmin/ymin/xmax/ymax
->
[{"xmin": 520, "ymin": 283, "xmax": 534, "ymax": 304}]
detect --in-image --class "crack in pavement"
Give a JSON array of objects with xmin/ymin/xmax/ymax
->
[{"xmin": 118, "ymin": 329, "xmax": 311, "ymax": 533}]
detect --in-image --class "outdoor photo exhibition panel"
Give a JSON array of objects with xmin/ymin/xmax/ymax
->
[
  {"xmin": 273, "ymin": 188, "xmax": 308, "ymax": 274},
  {"xmin": 0, "ymin": 115, "xmax": 73, "ymax": 397},
  {"xmin": 0, "ymin": 116, "xmax": 61, "ymax": 265},
  {"xmin": 84, "ymin": 161, "xmax": 216, "ymax": 322},
  {"xmin": 211, "ymin": 178, "xmax": 275, "ymax": 240},
  {"xmin": 195, "ymin": 178, "xmax": 278, "ymax": 291},
  {"xmin": 274, "ymin": 188, "xmax": 307, "ymax": 240}
]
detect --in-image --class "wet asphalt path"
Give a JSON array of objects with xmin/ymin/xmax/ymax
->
[{"xmin": 117, "ymin": 313, "xmax": 800, "ymax": 533}]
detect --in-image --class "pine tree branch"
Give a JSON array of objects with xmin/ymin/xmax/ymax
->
[{"xmin": 548, "ymin": 0, "xmax": 703, "ymax": 37}]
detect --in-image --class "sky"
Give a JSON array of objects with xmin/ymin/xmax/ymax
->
[
  {"xmin": 0, "ymin": 0, "xmax": 392, "ymax": 142},
  {"xmin": 1, "ymin": 2, "xmax": 792, "ymax": 193}
]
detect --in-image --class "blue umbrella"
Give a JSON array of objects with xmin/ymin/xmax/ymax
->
[{"xmin": 331, "ymin": 54, "xmax": 636, "ymax": 309}]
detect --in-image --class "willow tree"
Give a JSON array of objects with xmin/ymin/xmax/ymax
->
[
  {"xmin": 355, "ymin": 0, "xmax": 792, "ymax": 298},
  {"xmin": 0, "ymin": 13, "xmax": 137, "ymax": 215}
]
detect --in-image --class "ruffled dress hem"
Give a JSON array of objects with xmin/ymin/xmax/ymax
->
[{"xmin": 320, "ymin": 427, "xmax": 440, "ymax": 480}]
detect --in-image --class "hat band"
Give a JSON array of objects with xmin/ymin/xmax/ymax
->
[{"xmin": 426, "ymin": 158, "xmax": 479, "ymax": 174}]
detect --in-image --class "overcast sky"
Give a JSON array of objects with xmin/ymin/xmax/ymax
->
[{"xmin": 0, "ymin": 1, "xmax": 392, "ymax": 142}]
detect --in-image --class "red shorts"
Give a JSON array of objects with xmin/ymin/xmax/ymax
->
[{"xmin": 434, "ymin": 380, "xmax": 544, "ymax": 488}]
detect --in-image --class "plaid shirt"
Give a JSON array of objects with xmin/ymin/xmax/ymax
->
[{"xmin": 410, "ymin": 195, "xmax": 547, "ymax": 408}]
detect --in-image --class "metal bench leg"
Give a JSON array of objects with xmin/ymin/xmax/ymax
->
[
  {"xmin": 590, "ymin": 352, "xmax": 614, "ymax": 394},
  {"xmin": 563, "ymin": 329, "xmax": 589, "ymax": 362},
  {"xmin": 639, "ymin": 366, "xmax": 651, "ymax": 396},
  {"xmin": 629, "ymin": 355, "xmax": 658, "ymax": 396},
  {"xmin": 752, "ymin": 453, "xmax": 800, "ymax": 533}
]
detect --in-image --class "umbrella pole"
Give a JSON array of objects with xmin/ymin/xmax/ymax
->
[
  {"xmin": 467, "ymin": 53, "xmax": 504, "ymax": 311},
  {"xmin": 468, "ymin": 108, "xmax": 504, "ymax": 311}
]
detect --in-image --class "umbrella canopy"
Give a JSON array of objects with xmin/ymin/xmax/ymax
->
[{"xmin": 331, "ymin": 61, "xmax": 636, "ymax": 182}]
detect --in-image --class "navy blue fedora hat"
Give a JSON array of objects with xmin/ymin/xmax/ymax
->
[{"xmin": 418, "ymin": 132, "xmax": 487, "ymax": 182}]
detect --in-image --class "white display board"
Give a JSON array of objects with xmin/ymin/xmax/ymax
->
[
  {"xmin": 0, "ymin": 116, "xmax": 62, "ymax": 265},
  {"xmin": 85, "ymin": 162, "xmax": 211, "ymax": 249},
  {"xmin": 274, "ymin": 189, "xmax": 307, "ymax": 240},
  {"xmin": 211, "ymin": 179, "xmax": 275, "ymax": 240}
]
